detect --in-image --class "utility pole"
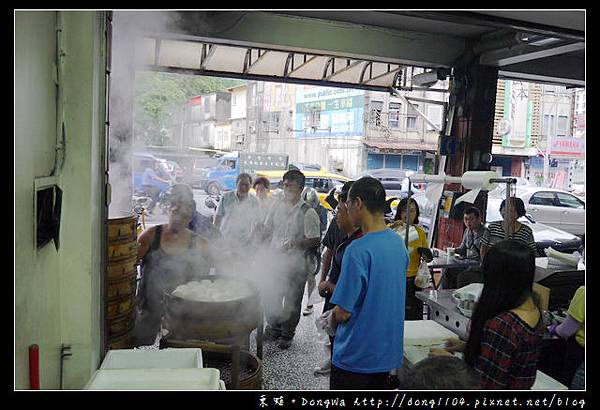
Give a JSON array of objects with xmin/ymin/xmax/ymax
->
[
  {"xmin": 543, "ymin": 133, "xmax": 552, "ymax": 187},
  {"xmin": 543, "ymin": 94, "xmax": 557, "ymax": 187}
]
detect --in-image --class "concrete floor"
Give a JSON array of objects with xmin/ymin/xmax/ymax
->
[
  {"xmin": 136, "ymin": 287, "xmax": 331, "ymax": 390},
  {"xmin": 249, "ymin": 292, "xmax": 330, "ymax": 390}
]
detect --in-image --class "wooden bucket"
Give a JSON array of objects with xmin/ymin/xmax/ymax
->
[{"xmin": 108, "ymin": 214, "xmax": 138, "ymax": 243}]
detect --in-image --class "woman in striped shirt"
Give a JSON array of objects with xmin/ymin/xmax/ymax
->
[{"xmin": 480, "ymin": 197, "xmax": 537, "ymax": 259}]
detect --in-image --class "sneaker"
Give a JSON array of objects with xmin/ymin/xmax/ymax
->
[
  {"xmin": 303, "ymin": 305, "xmax": 314, "ymax": 316},
  {"xmin": 263, "ymin": 326, "xmax": 281, "ymax": 342},
  {"xmin": 313, "ymin": 359, "xmax": 331, "ymax": 376},
  {"xmin": 277, "ymin": 337, "xmax": 292, "ymax": 349}
]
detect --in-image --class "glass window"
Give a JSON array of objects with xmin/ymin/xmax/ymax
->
[
  {"xmin": 367, "ymin": 153, "xmax": 384, "ymax": 169},
  {"xmin": 382, "ymin": 181, "xmax": 402, "ymax": 191},
  {"xmin": 407, "ymin": 116, "xmax": 417, "ymax": 129},
  {"xmin": 402, "ymin": 155, "xmax": 419, "ymax": 171},
  {"xmin": 557, "ymin": 116, "xmax": 568, "ymax": 136},
  {"xmin": 389, "ymin": 102, "xmax": 401, "ymax": 128},
  {"xmin": 556, "ymin": 193, "xmax": 584, "ymax": 209},
  {"xmin": 529, "ymin": 192, "xmax": 557, "ymax": 206},
  {"xmin": 311, "ymin": 110, "xmax": 321, "ymax": 128},
  {"xmin": 306, "ymin": 178, "xmax": 329, "ymax": 193},
  {"xmin": 408, "ymin": 103, "xmax": 420, "ymax": 116},
  {"xmin": 407, "ymin": 104, "xmax": 419, "ymax": 129},
  {"xmin": 385, "ymin": 155, "xmax": 402, "ymax": 168},
  {"xmin": 426, "ymin": 105, "xmax": 443, "ymax": 131},
  {"xmin": 542, "ymin": 114, "xmax": 550, "ymax": 136}
]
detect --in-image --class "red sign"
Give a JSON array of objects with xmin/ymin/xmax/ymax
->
[
  {"xmin": 188, "ymin": 96, "xmax": 202, "ymax": 106},
  {"xmin": 550, "ymin": 137, "xmax": 585, "ymax": 157}
]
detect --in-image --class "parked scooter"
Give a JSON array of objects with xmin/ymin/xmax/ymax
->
[{"xmin": 132, "ymin": 180, "xmax": 174, "ymax": 215}]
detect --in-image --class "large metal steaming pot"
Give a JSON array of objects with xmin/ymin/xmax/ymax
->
[{"xmin": 162, "ymin": 275, "xmax": 261, "ymax": 343}]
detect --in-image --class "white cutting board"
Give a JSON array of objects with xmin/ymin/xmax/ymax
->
[
  {"xmin": 404, "ymin": 320, "xmax": 460, "ymax": 365},
  {"xmin": 404, "ymin": 320, "xmax": 458, "ymax": 344}
]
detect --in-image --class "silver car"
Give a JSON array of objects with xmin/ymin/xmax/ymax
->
[
  {"xmin": 489, "ymin": 186, "xmax": 585, "ymax": 236},
  {"xmin": 408, "ymin": 191, "xmax": 582, "ymax": 256}
]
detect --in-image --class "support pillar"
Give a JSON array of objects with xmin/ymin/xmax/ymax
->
[
  {"xmin": 108, "ymin": 12, "xmax": 136, "ymax": 217},
  {"xmin": 436, "ymin": 64, "xmax": 498, "ymax": 249}
]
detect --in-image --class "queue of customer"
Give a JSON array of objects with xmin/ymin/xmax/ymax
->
[{"xmin": 132, "ymin": 172, "xmax": 584, "ymax": 391}]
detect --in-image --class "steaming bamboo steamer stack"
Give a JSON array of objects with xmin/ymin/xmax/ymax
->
[{"xmin": 106, "ymin": 214, "xmax": 139, "ymax": 350}]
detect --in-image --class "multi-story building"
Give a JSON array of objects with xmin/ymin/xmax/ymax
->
[
  {"xmin": 244, "ymin": 81, "xmax": 296, "ymax": 155},
  {"xmin": 242, "ymin": 81, "xmax": 447, "ymax": 177},
  {"xmin": 491, "ymin": 80, "xmax": 541, "ymax": 177},
  {"xmin": 567, "ymin": 87, "xmax": 586, "ymax": 192},
  {"xmin": 492, "ymin": 80, "xmax": 584, "ymax": 190},
  {"xmin": 571, "ymin": 88, "xmax": 586, "ymax": 139},
  {"xmin": 291, "ymin": 85, "xmax": 364, "ymax": 176},
  {"xmin": 228, "ymin": 84, "xmax": 247, "ymax": 150},
  {"xmin": 182, "ymin": 92, "xmax": 231, "ymax": 148},
  {"xmin": 214, "ymin": 122, "xmax": 231, "ymax": 151},
  {"xmin": 363, "ymin": 88, "xmax": 444, "ymax": 175}
]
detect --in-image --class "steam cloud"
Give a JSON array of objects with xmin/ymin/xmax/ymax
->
[{"xmin": 108, "ymin": 12, "xmax": 322, "ymax": 345}]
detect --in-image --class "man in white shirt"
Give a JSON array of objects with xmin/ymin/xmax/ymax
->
[
  {"xmin": 214, "ymin": 173, "xmax": 260, "ymax": 247},
  {"xmin": 263, "ymin": 170, "xmax": 321, "ymax": 349}
]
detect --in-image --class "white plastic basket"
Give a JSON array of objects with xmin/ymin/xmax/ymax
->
[
  {"xmin": 100, "ymin": 348, "xmax": 203, "ymax": 369},
  {"xmin": 85, "ymin": 368, "xmax": 220, "ymax": 390},
  {"xmin": 452, "ymin": 283, "xmax": 484, "ymax": 317},
  {"xmin": 452, "ymin": 283, "xmax": 483, "ymax": 304}
]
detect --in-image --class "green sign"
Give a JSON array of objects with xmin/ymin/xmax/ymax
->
[{"xmin": 296, "ymin": 95, "xmax": 364, "ymax": 113}]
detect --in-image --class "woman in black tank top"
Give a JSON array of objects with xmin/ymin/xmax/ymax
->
[{"xmin": 134, "ymin": 195, "xmax": 211, "ymax": 345}]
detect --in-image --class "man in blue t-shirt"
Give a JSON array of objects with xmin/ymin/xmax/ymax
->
[{"xmin": 329, "ymin": 176, "xmax": 409, "ymax": 390}]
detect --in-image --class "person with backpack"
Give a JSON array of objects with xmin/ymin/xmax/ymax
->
[
  {"xmin": 262, "ymin": 170, "xmax": 322, "ymax": 349},
  {"xmin": 301, "ymin": 186, "xmax": 327, "ymax": 316}
]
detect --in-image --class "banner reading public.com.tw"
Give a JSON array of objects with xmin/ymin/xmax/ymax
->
[{"xmin": 295, "ymin": 86, "xmax": 365, "ymax": 139}]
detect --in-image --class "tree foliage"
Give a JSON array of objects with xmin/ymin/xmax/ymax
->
[{"xmin": 134, "ymin": 71, "xmax": 243, "ymax": 146}]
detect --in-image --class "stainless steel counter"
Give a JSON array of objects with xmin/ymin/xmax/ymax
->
[{"xmin": 415, "ymin": 289, "xmax": 470, "ymax": 340}]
